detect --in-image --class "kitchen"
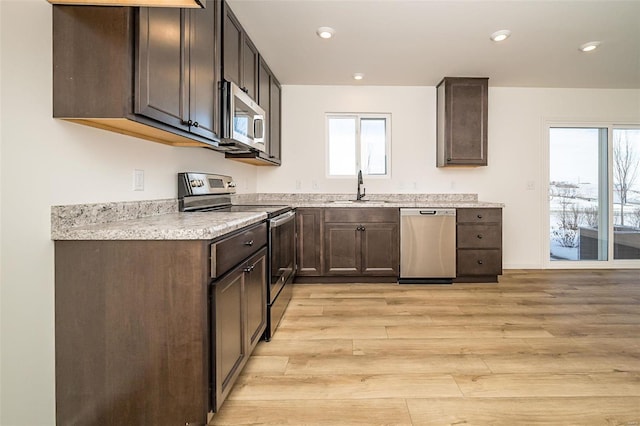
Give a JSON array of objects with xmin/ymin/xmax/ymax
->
[{"xmin": 1, "ymin": 0, "xmax": 639, "ymax": 425}]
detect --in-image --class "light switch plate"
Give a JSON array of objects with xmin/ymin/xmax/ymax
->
[{"xmin": 133, "ymin": 169, "xmax": 144, "ymax": 191}]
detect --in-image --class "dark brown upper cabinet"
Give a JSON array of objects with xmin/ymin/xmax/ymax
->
[
  {"xmin": 53, "ymin": 2, "xmax": 221, "ymax": 146},
  {"xmin": 436, "ymin": 77, "xmax": 489, "ymax": 167},
  {"xmin": 269, "ymin": 75, "xmax": 282, "ymax": 164},
  {"xmin": 222, "ymin": 1, "xmax": 257, "ymax": 101},
  {"xmin": 257, "ymin": 57, "xmax": 282, "ymax": 165}
]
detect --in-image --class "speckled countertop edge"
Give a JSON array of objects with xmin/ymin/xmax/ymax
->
[
  {"xmin": 52, "ymin": 211, "xmax": 267, "ymax": 241},
  {"xmin": 52, "ymin": 193, "xmax": 503, "ymax": 241}
]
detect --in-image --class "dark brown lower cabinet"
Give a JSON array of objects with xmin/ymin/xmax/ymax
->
[
  {"xmin": 455, "ymin": 208, "xmax": 503, "ymax": 282},
  {"xmin": 294, "ymin": 208, "xmax": 398, "ymax": 282},
  {"xmin": 213, "ymin": 248, "xmax": 266, "ymax": 412},
  {"xmin": 296, "ymin": 208, "xmax": 324, "ymax": 276},
  {"xmin": 55, "ymin": 225, "xmax": 267, "ymax": 425},
  {"xmin": 323, "ymin": 208, "xmax": 399, "ymax": 278},
  {"xmin": 55, "ymin": 240, "xmax": 210, "ymax": 426}
]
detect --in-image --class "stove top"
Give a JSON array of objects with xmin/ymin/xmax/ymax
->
[
  {"xmin": 178, "ymin": 172, "xmax": 292, "ymax": 218},
  {"xmin": 199, "ymin": 204, "xmax": 291, "ymax": 219}
]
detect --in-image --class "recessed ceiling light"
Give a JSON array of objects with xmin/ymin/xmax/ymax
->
[
  {"xmin": 579, "ymin": 41, "xmax": 601, "ymax": 52},
  {"xmin": 490, "ymin": 30, "xmax": 511, "ymax": 42},
  {"xmin": 316, "ymin": 27, "xmax": 335, "ymax": 39},
  {"xmin": 353, "ymin": 73, "xmax": 364, "ymax": 80}
]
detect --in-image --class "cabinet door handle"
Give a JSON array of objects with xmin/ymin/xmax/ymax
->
[
  {"xmin": 244, "ymin": 240, "xmax": 254, "ymax": 246},
  {"xmin": 361, "ymin": 226, "xmax": 366, "ymax": 231},
  {"xmin": 477, "ymin": 234, "xmax": 483, "ymax": 239},
  {"xmin": 477, "ymin": 260, "xmax": 484, "ymax": 265},
  {"xmin": 193, "ymin": 121, "xmax": 199, "ymax": 128},
  {"xmin": 244, "ymin": 264, "xmax": 255, "ymax": 273}
]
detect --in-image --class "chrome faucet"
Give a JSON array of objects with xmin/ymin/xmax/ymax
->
[{"xmin": 356, "ymin": 170, "xmax": 366, "ymax": 200}]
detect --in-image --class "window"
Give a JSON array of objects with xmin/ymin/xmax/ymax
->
[
  {"xmin": 327, "ymin": 114, "xmax": 391, "ymax": 177},
  {"xmin": 548, "ymin": 125, "xmax": 640, "ymax": 264}
]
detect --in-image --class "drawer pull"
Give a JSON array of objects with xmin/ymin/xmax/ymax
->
[
  {"xmin": 477, "ymin": 234, "xmax": 483, "ymax": 239},
  {"xmin": 477, "ymin": 214, "xmax": 483, "ymax": 219},
  {"xmin": 244, "ymin": 240, "xmax": 254, "ymax": 246},
  {"xmin": 477, "ymin": 260, "xmax": 484, "ymax": 265}
]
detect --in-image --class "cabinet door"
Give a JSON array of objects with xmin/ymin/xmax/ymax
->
[
  {"xmin": 437, "ymin": 77, "xmax": 488, "ymax": 167},
  {"xmin": 222, "ymin": 3, "xmax": 242, "ymax": 87},
  {"xmin": 297, "ymin": 209, "xmax": 323, "ymax": 276},
  {"xmin": 258, "ymin": 57, "xmax": 271, "ymax": 151},
  {"xmin": 242, "ymin": 36, "xmax": 258, "ymax": 100},
  {"xmin": 269, "ymin": 76, "xmax": 282, "ymax": 162},
  {"xmin": 361, "ymin": 222, "xmax": 399, "ymax": 276},
  {"xmin": 213, "ymin": 268, "xmax": 245, "ymax": 411},
  {"xmin": 188, "ymin": 0, "xmax": 219, "ymax": 140},
  {"xmin": 324, "ymin": 223, "xmax": 360, "ymax": 275},
  {"xmin": 245, "ymin": 250, "xmax": 267, "ymax": 351},
  {"xmin": 136, "ymin": 8, "xmax": 189, "ymax": 131}
]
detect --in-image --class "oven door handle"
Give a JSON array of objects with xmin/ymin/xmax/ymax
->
[{"xmin": 269, "ymin": 210, "xmax": 295, "ymax": 227}]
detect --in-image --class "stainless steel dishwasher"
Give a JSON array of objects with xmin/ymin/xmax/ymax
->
[{"xmin": 399, "ymin": 208, "xmax": 456, "ymax": 283}]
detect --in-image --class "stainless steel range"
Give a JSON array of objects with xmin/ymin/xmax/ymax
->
[{"xmin": 178, "ymin": 172, "xmax": 295, "ymax": 340}]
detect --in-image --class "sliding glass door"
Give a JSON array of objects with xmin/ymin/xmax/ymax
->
[
  {"xmin": 549, "ymin": 125, "xmax": 640, "ymax": 264},
  {"xmin": 612, "ymin": 128, "xmax": 640, "ymax": 259}
]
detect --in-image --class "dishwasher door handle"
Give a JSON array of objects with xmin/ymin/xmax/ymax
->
[{"xmin": 419, "ymin": 210, "xmax": 437, "ymax": 215}]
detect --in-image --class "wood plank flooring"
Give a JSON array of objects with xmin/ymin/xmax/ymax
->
[{"xmin": 210, "ymin": 269, "xmax": 640, "ymax": 425}]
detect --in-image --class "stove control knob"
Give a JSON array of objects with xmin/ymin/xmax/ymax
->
[{"xmin": 228, "ymin": 181, "xmax": 236, "ymax": 188}]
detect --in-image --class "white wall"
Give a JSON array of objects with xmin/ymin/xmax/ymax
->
[
  {"xmin": 257, "ymin": 85, "xmax": 640, "ymax": 269},
  {"xmin": 0, "ymin": 1, "xmax": 257, "ymax": 424}
]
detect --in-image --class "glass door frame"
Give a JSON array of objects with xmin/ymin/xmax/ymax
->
[{"xmin": 543, "ymin": 121, "xmax": 640, "ymax": 269}]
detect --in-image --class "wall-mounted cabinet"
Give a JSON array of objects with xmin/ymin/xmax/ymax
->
[
  {"xmin": 222, "ymin": 1, "xmax": 258, "ymax": 101},
  {"xmin": 436, "ymin": 77, "xmax": 489, "ymax": 167},
  {"xmin": 222, "ymin": 2, "xmax": 281, "ymax": 166},
  {"xmin": 258, "ymin": 57, "xmax": 282, "ymax": 164},
  {"xmin": 53, "ymin": 3, "xmax": 221, "ymax": 147},
  {"xmin": 53, "ymin": 1, "xmax": 283, "ymax": 166}
]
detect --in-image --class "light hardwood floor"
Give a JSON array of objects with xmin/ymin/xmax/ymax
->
[{"xmin": 210, "ymin": 270, "xmax": 640, "ymax": 425}]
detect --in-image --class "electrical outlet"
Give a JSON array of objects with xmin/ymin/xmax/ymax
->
[
  {"xmin": 133, "ymin": 169, "xmax": 144, "ymax": 191},
  {"xmin": 312, "ymin": 180, "xmax": 319, "ymax": 190},
  {"xmin": 295, "ymin": 180, "xmax": 302, "ymax": 190},
  {"xmin": 526, "ymin": 180, "xmax": 535, "ymax": 190}
]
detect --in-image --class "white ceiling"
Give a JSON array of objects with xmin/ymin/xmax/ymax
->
[{"xmin": 226, "ymin": 0, "xmax": 640, "ymax": 88}]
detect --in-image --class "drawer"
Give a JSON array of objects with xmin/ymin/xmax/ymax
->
[
  {"xmin": 325, "ymin": 207, "xmax": 398, "ymax": 223},
  {"xmin": 211, "ymin": 222, "xmax": 267, "ymax": 278},
  {"xmin": 457, "ymin": 224, "xmax": 501, "ymax": 248},
  {"xmin": 457, "ymin": 249, "xmax": 502, "ymax": 276},
  {"xmin": 457, "ymin": 208, "xmax": 501, "ymax": 224}
]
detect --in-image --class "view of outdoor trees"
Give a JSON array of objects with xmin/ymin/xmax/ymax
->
[{"xmin": 549, "ymin": 128, "xmax": 640, "ymax": 261}]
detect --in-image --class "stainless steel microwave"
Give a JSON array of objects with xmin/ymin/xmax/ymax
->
[{"xmin": 221, "ymin": 80, "xmax": 266, "ymax": 153}]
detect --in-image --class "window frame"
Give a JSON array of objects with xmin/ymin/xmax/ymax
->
[{"xmin": 325, "ymin": 113, "xmax": 392, "ymax": 179}]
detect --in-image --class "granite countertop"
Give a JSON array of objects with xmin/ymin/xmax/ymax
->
[
  {"xmin": 51, "ymin": 199, "xmax": 267, "ymax": 241},
  {"xmin": 52, "ymin": 211, "xmax": 266, "ymax": 241},
  {"xmin": 233, "ymin": 193, "xmax": 504, "ymax": 209},
  {"xmin": 51, "ymin": 194, "xmax": 504, "ymax": 241}
]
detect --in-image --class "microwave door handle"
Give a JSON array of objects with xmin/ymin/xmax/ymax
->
[{"xmin": 254, "ymin": 116, "xmax": 265, "ymax": 142}]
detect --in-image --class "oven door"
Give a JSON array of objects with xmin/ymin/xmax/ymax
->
[{"xmin": 269, "ymin": 210, "xmax": 296, "ymax": 303}]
